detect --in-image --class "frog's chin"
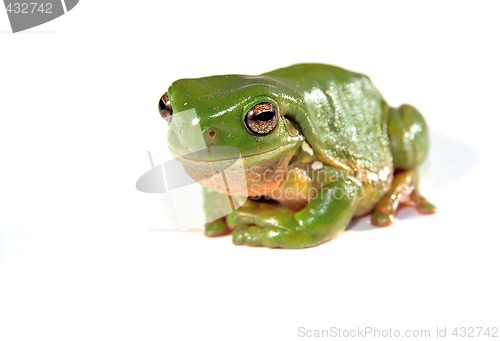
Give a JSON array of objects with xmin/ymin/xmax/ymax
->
[{"xmin": 170, "ymin": 142, "xmax": 302, "ymax": 197}]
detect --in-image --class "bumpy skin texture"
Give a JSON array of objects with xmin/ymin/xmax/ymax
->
[{"xmin": 164, "ymin": 63, "xmax": 436, "ymax": 248}]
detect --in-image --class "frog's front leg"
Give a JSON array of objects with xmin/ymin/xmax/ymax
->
[
  {"xmin": 203, "ymin": 188, "xmax": 239, "ymax": 237},
  {"xmin": 203, "ymin": 188, "xmax": 257, "ymax": 236},
  {"xmin": 229, "ymin": 175, "xmax": 361, "ymax": 248}
]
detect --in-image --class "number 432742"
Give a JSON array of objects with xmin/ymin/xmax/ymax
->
[
  {"xmin": 5, "ymin": 2, "xmax": 53, "ymax": 14},
  {"xmin": 452, "ymin": 327, "xmax": 498, "ymax": 338}
]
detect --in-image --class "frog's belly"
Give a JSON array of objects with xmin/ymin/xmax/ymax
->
[{"xmin": 267, "ymin": 167, "xmax": 312, "ymax": 211}]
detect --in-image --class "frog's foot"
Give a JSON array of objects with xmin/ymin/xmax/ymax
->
[
  {"xmin": 227, "ymin": 202, "xmax": 320, "ymax": 248},
  {"xmin": 204, "ymin": 218, "xmax": 231, "ymax": 237},
  {"xmin": 232, "ymin": 225, "xmax": 323, "ymax": 248},
  {"xmin": 371, "ymin": 169, "xmax": 437, "ymax": 227}
]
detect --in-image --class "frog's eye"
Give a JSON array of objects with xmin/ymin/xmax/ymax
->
[
  {"xmin": 245, "ymin": 102, "xmax": 279, "ymax": 135},
  {"xmin": 158, "ymin": 92, "xmax": 173, "ymax": 123}
]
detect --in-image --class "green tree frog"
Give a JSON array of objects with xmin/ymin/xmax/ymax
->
[{"xmin": 158, "ymin": 63, "xmax": 436, "ymax": 248}]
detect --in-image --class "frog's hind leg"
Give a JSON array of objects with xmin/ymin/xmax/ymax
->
[
  {"xmin": 372, "ymin": 105, "xmax": 437, "ymax": 227},
  {"xmin": 371, "ymin": 169, "xmax": 436, "ymax": 227}
]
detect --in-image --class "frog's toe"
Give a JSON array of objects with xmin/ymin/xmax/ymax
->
[
  {"xmin": 226, "ymin": 209, "xmax": 257, "ymax": 229},
  {"xmin": 371, "ymin": 210, "xmax": 394, "ymax": 227},
  {"xmin": 234, "ymin": 224, "xmax": 336, "ymax": 248},
  {"xmin": 232, "ymin": 226, "xmax": 288, "ymax": 248},
  {"xmin": 261, "ymin": 227, "xmax": 289, "ymax": 248},
  {"xmin": 205, "ymin": 219, "xmax": 231, "ymax": 237},
  {"xmin": 416, "ymin": 202, "xmax": 437, "ymax": 214},
  {"xmin": 232, "ymin": 226, "xmax": 264, "ymax": 246},
  {"xmin": 411, "ymin": 193, "xmax": 438, "ymax": 215}
]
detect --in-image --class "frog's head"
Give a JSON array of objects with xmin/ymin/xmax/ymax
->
[{"xmin": 158, "ymin": 75, "xmax": 304, "ymax": 196}]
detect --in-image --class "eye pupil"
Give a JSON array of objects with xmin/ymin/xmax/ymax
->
[
  {"xmin": 245, "ymin": 102, "xmax": 279, "ymax": 135},
  {"xmin": 254, "ymin": 110, "xmax": 275, "ymax": 122}
]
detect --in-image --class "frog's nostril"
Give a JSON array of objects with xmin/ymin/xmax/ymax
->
[
  {"xmin": 205, "ymin": 128, "xmax": 218, "ymax": 143},
  {"xmin": 158, "ymin": 92, "xmax": 173, "ymax": 123}
]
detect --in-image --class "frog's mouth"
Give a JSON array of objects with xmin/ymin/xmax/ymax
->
[
  {"xmin": 170, "ymin": 144, "xmax": 284, "ymax": 163},
  {"xmin": 169, "ymin": 142, "xmax": 302, "ymax": 196}
]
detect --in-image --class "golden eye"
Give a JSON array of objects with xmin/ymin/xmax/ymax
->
[
  {"xmin": 244, "ymin": 102, "xmax": 279, "ymax": 135},
  {"xmin": 158, "ymin": 92, "xmax": 173, "ymax": 123}
]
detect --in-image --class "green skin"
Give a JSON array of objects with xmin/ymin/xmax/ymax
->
[{"xmin": 164, "ymin": 63, "xmax": 436, "ymax": 248}]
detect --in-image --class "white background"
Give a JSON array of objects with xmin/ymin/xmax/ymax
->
[{"xmin": 1, "ymin": 1, "xmax": 499, "ymax": 340}]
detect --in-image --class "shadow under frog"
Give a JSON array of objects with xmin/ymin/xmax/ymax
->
[{"xmin": 349, "ymin": 129, "xmax": 479, "ymax": 232}]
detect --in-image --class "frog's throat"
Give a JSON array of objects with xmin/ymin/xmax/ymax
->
[{"xmin": 170, "ymin": 142, "xmax": 302, "ymax": 197}]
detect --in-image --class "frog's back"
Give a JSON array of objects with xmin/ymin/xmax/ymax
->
[
  {"xmin": 264, "ymin": 63, "xmax": 363, "ymax": 89},
  {"xmin": 264, "ymin": 63, "xmax": 393, "ymax": 177}
]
